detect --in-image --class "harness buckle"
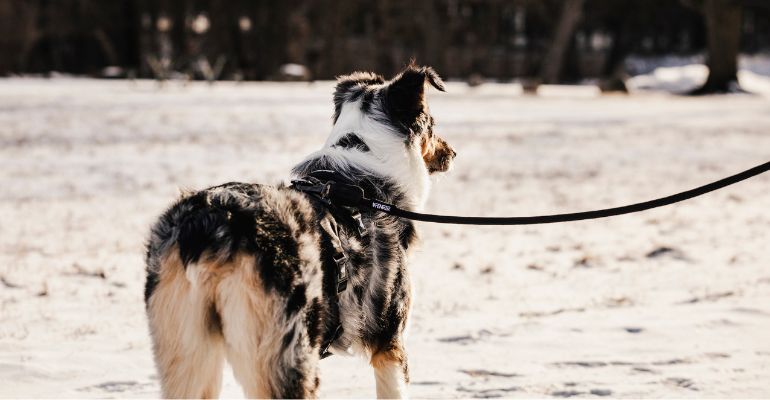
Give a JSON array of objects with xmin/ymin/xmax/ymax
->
[
  {"xmin": 332, "ymin": 252, "xmax": 348, "ymax": 293},
  {"xmin": 351, "ymin": 211, "xmax": 367, "ymax": 237}
]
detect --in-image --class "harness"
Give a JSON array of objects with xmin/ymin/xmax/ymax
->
[
  {"xmin": 290, "ymin": 170, "xmax": 368, "ymax": 358},
  {"xmin": 290, "ymin": 160, "xmax": 770, "ymax": 357}
]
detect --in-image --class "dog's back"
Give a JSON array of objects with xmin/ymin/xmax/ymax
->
[{"xmin": 144, "ymin": 182, "xmax": 326, "ymax": 398}]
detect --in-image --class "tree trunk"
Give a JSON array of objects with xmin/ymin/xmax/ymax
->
[
  {"xmin": 599, "ymin": 17, "xmax": 629, "ymax": 93},
  {"xmin": 540, "ymin": 0, "xmax": 585, "ymax": 84},
  {"xmin": 320, "ymin": 0, "xmax": 348, "ymax": 79},
  {"xmin": 692, "ymin": 0, "xmax": 743, "ymax": 94},
  {"xmin": 0, "ymin": 1, "xmax": 33, "ymax": 74}
]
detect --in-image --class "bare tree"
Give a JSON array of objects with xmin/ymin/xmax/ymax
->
[
  {"xmin": 0, "ymin": 1, "xmax": 39, "ymax": 75},
  {"xmin": 539, "ymin": 0, "xmax": 585, "ymax": 84}
]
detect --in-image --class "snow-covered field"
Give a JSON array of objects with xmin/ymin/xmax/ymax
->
[{"xmin": 1, "ymin": 71, "xmax": 770, "ymax": 398}]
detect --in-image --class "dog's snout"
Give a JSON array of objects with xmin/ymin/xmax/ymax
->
[{"xmin": 450, "ymin": 148, "xmax": 457, "ymax": 159}]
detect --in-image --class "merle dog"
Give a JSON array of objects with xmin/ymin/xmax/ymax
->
[{"xmin": 145, "ymin": 64, "xmax": 455, "ymax": 399}]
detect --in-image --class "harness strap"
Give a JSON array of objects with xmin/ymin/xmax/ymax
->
[
  {"xmin": 320, "ymin": 324, "xmax": 344, "ymax": 359},
  {"xmin": 319, "ymin": 218, "xmax": 349, "ymax": 294},
  {"xmin": 314, "ymin": 215, "xmax": 349, "ymax": 359},
  {"xmin": 291, "ymin": 175, "xmax": 367, "ymax": 359}
]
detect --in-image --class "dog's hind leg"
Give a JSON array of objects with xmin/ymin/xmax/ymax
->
[
  {"xmin": 371, "ymin": 344, "xmax": 410, "ymax": 399},
  {"xmin": 216, "ymin": 255, "xmax": 320, "ymax": 399},
  {"xmin": 146, "ymin": 251, "xmax": 226, "ymax": 399}
]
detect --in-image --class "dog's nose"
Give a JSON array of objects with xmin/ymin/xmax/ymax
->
[{"xmin": 450, "ymin": 148, "xmax": 457, "ymax": 159}]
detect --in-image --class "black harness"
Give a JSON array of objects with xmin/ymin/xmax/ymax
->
[
  {"xmin": 290, "ymin": 170, "xmax": 368, "ymax": 358},
  {"xmin": 291, "ymin": 160, "xmax": 770, "ymax": 357}
]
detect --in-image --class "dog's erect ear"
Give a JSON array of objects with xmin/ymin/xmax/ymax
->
[
  {"xmin": 386, "ymin": 65, "xmax": 445, "ymax": 130},
  {"xmin": 423, "ymin": 66, "xmax": 446, "ymax": 92},
  {"xmin": 333, "ymin": 71, "xmax": 385, "ymax": 122}
]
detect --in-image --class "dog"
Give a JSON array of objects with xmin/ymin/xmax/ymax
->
[{"xmin": 144, "ymin": 64, "xmax": 456, "ymax": 399}]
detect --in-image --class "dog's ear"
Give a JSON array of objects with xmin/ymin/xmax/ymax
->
[
  {"xmin": 385, "ymin": 65, "xmax": 445, "ymax": 129},
  {"xmin": 333, "ymin": 71, "xmax": 385, "ymax": 122}
]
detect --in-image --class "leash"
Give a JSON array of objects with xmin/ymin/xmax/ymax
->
[{"xmin": 293, "ymin": 161, "xmax": 770, "ymax": 225}]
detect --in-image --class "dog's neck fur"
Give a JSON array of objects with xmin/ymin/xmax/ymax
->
[{"xmin": 292, "ymin": 100, "xmax": 431, "ymax": 211}]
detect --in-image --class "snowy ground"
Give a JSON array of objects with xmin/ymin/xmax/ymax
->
[{"xmin": 1, "ymin": 69, "xmax": 770, "ymax": 398}]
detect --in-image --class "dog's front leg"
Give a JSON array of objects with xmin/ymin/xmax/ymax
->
[{"xmin": 371, "ymin": 346, "xmax": 409, "ymax": 399}]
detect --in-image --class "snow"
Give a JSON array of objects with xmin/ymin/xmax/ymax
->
[
  {"xmin": 1, "ymin": 75, "xmax": 769, "ymax": 398},
  {"xmin": 626, "ymin": 53, "xmax": 770, "ymax": 95}
]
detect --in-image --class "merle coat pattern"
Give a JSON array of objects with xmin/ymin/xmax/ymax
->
[{"xmin": 145, "ymin": 65, "xmax": 455, "ymax": 399}]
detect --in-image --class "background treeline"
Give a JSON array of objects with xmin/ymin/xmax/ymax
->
[{"xmin": 0, "ymin": 0, "xmax": 768, "ymax": 92}]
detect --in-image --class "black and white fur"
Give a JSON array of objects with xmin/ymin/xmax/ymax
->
[{"xmin": 144, "ymin": 65, "xmax": 455, "ymax": 399}]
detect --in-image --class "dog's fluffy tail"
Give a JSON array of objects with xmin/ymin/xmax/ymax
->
[{"xmin": 144, "ymin": 184, "xmax": 266, "ymax": 298}]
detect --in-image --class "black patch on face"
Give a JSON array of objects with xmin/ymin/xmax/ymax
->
[{"xmin": 333, "ymin": 133, "xmax": 370, "ymax": 152}]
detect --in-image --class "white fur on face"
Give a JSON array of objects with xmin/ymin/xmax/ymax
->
[{"xmin": 306, "ymin": 99, "xmax": 431, "ymax": 210}]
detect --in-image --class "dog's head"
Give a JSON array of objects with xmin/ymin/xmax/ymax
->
[{"xmin": 329, "ymin": 65, "xmax": 456, "ymax": 176}]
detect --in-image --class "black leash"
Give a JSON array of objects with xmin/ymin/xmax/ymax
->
[{"xmin": 293, "ymin": 161, "xmax": 770, "ymax": 225}]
